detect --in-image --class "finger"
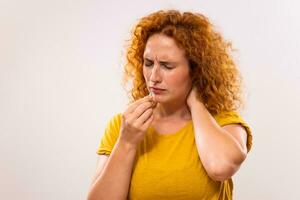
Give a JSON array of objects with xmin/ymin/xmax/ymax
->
[
  {"xmin": 125, "ymin": 96, "xmax": 153, "ymax": 115},
  {"xmin": 151, "ymin": 100, "xmax": 157, "ymax": 108},
  {"xmin": 141, "ymin": 113, "xmax": 154, "ymax": 130},
  {"xmin": 147, "ymin": 93, "xmax": 156, "ymax": 107},
  {"xmin": 127, "ymin": 101, "xmax": 153, "ymax": 121},
  {"xmin": 126, "ymin": 96, "xmax": 150, "ymax": 114},
  {"xmin": 135, "ymin": 107, "xmax": 153, "ymax": 125}
]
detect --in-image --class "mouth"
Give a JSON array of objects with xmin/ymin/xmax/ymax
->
[
  {"xmin": 150, "ymin": 86, "xmax": 165, "ymax": 90},
  {"xmin": 149, "ymin": 87, "xmax": 166, "ymax": 94}
]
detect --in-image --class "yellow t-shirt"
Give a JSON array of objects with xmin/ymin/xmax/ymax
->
[{"xmin": 97, "ymin": 111, "xmax": 253, "ymax": 200}]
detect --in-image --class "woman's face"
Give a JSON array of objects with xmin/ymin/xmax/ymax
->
[{"xmin": 143, "ymin": 33, "xmax": 192, "ymax": 104}]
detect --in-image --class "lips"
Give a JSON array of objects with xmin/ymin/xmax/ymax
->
[
  {"xmin": 150, "ymin": 87, "xmax": 165, "ymax": 90},
  {"xmin": 149, "ymin": 87, "xmax": 166, "ymax": 94}
]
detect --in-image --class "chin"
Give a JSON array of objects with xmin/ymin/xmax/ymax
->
[
  {"xmin": 153, "ymin": 95, "xmax": 165, "ymax": 103},
  {"xmin": 153, "ymin": 95, "xmax": 173, "ymax": 104},
  {"xmin": 155, "ymin": 95, "xmax": 187, "ymax": 105}
]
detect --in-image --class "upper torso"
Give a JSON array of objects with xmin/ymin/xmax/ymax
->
[
  {"xmin": 128, "ymin": 121, "xmax": 226, "ymax": 200},
  {"xmin": 97, "ymin": 111, "xmax": 253, "ymax": 200}
]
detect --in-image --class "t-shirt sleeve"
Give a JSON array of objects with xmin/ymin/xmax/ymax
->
[
  {"xmin": 96, "ymin": 113, "xmax": 122, "ymax": 155},
  {"xmin": 213, "ymin": 111, "xmax": 253, "ymax": 152}
]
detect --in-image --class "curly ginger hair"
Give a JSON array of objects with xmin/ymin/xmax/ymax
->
[{"xmin": 123, "ymin": 10, "xmax": 245, "ymax": 115}]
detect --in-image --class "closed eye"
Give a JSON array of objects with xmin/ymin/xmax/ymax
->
[
  {"xmin": 143, "ymin": 58, "xmax": 153, "ymax": 67},
  {"xmin": 143, "ymin": 58, "xmax": 175, "ymax": 70},
  {"xmin": 160, "ymin": 62, "xmax": 174, "ymax": 70},
  {"xmin": 144, "ymin": 62, "xmax": 153, "ymax": 67},
  {"xmin": 161, "ymin": 63, "xmax": 173, "ymax": 70}
]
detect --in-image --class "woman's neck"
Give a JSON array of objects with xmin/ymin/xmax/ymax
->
[{"xmin": 153, "ymin": 102, "xmax": 191, "ymax": 121}]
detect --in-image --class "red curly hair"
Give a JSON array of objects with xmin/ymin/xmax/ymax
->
[{"xmin": 123, "ymin": 10, "xmax": 245, "ymax": 115}]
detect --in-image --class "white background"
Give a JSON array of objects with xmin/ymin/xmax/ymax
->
[{"xmin": 1, "ymin": 0, "xmax": 300, "ymax": 199}]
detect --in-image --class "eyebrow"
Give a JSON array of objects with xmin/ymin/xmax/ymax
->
[{"xmin": 143, "ymin": 57, "xmax": 177, "ymax": 65}]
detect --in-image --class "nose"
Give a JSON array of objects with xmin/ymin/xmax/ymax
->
[{"xmin": 150, "ymin": 64, "xmax": 162, "ymax": 83}]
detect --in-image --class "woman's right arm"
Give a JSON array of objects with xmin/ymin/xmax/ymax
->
[
  {"xmin": 87, "ymin": 139, "xmax": 137, "ymax": 200},
  {"xmin": 87, "ymin": 95, "xmax": 155, "ymax": 200}
]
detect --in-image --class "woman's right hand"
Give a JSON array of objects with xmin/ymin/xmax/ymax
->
[{"xmin": 119, "ymin": 95, "xmax": 156, "ymax": 149}]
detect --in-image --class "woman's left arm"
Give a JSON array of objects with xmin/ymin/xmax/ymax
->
[{"xmin": 187, "ymin": 89, "xmax": 248, "ymax": 182}]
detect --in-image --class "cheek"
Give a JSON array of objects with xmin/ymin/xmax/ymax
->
[
  {"xmin": 167, "ymin": 74, "xmax": 192, "ymax": 95},
  {"xmin": 169, "ymin": 73, "xmax": 190, "ymax": 87},
  {"xmin": 143, "ymin": 68, "xmax": 149, "ymax": 80}
]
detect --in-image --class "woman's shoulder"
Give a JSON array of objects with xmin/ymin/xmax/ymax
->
[
  {"xmin": 110, "ymin": 112, "xmax": 123, "ymax": 122},
  {"xmin": 212, "ymin": 110, "xmax": 243, "ymax": 125},
  {"xmin": 213, "ymin": 110, "xmax": 253, "ymax": 152},
  {"xmin": 105, "ymin": 113, "xmax": 123, "ymax": 130},
  {"xmin": 96, "ymin": 113, "xmax": 123, "ymax": 155}
]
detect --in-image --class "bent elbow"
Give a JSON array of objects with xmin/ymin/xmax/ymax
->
[
  {"xmin": 208, "ymin": 168, "xmax": 234, "ymax": 182},
  {"xmin": 206, "ymin": 159, "xmax": 245, "ymax": 182}
]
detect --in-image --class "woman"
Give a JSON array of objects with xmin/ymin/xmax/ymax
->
[{"xmin": 87, "ymin": 10, "xmax": 253, "ymax": 200}]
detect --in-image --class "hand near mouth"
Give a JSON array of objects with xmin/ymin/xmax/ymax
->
[{"xmin": 149, "ymin": 91, "xmax": 157, "ymax": 108}]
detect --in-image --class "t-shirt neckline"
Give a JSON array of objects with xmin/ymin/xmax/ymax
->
[{"xmin": 149, "ymin": 120, "xmax": 193, "ymax": 138}]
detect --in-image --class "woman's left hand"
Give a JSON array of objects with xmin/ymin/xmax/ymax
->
[{"xmin": 187, "ymin": 87, "xmax": 202, "ymax": 109}]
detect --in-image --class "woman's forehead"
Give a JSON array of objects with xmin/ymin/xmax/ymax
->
[{"xmin": 143, "ymin": 35, "xmax": 185, "ymax": 61}]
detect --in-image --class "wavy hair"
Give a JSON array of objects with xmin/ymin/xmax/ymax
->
[{"xmin": 123, "ymin": 10, "xmax": 245, "ymax": 115}]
